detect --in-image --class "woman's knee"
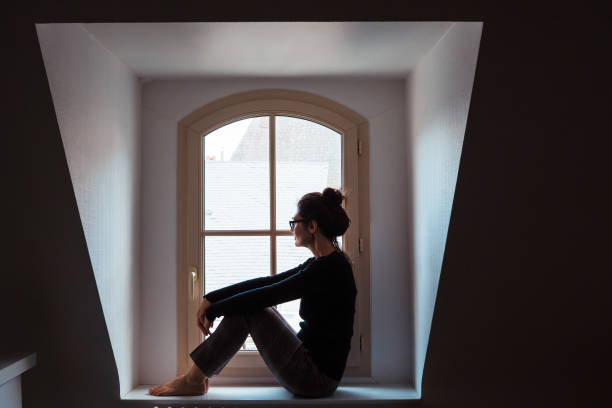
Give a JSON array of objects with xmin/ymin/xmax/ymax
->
[
  {"xmin": 243, "ymin": 307, "xmax": 285, "ymax": 341},
  {"xmin": 222, "ymin": 307, "xmax": 274, "ymax": 328},
  {"xmin": 243, "ymin": 306, "xmax": 275, "ymax": 323},
  {"xmin": 217, "ymin": 313, "xmax": 249, "ymax": 332}
]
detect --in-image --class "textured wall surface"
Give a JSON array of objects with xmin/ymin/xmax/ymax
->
[
  {"xmin": 140, "ymin": 78, "xmax": 411, "ymax": 384},
  {"xmin": 36, "ymin": 23, "xmax": 142, "ymax": 397},
  {"xmin": 406, "ymin": 22, "xmax": 482, "ymax": 393},
  {"xmin": 0, "ymin": 377, "xmax": 21, "ymax": 408}
]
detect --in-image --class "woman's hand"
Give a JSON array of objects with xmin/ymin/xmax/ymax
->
[
  {"xmin": 201, "ymin": 316, "xmax": 214, "ymax": 336},
  {"xmin": 197, "ymin": 297, "xmax": 214, "ymax": 336}
]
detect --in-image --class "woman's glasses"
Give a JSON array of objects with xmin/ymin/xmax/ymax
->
[{"xmin": 289, "ymin": 219, "xmax": 309, "ymax": 231}]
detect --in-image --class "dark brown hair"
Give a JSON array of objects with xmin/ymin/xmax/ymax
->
[{"xmin": 297, "ymin": 187, "xmax": 351, "ymax": 254}]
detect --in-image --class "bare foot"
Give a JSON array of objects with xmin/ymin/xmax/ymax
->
[{"xmin": 148, "ymin": 374, "xmax": 209, "ymax": 396}]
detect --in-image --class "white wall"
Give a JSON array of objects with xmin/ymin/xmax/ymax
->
[
  {"xmin": 406, "ymin": 22, "xmax": 482, "ymax": 394},
  {"xmin": 140, "ymin": 78, "xmax": 412, "ymax": 385},
  {"xmin": 0, "ymin": 377, "xmax": 21, "ymax": 408},
  {"xmin": 36, "ymin": 23, "xmax": 142, "ymax": 397}
]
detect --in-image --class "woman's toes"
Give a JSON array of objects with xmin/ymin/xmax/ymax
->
[
  {"xmin": 146, "ymin": 376, "xmax": 205, "ymax": 396},
  {"xmin": 149, "ymin": 385, "xmax": 162, "ymax": 395}
]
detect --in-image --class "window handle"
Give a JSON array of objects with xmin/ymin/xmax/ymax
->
[{"xmin": 190, "ymin": 267, "xmax": 198, "ymax": 301}]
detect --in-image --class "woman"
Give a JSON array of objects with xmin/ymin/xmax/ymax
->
[{"xmin": 149, "ymin": 187, "xmax": 357, "ymax": 398}]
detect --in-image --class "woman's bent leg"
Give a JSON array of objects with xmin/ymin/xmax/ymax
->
[
  {"xmin": 243, "ymin": 307, "xmax": 303, "ymax": 382},
  {"xmin": 189, "ymin": 307, "xmax": 339, "ymax": 397},
  {"xmin": 246, "ymin": 307, "xmax": 340, "ymax": 398},
  {"xmin": 189, "ymin": 313, "xmax": 249, "ymax": 377}
]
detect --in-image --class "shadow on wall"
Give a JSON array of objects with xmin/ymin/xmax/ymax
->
[{"xmin": 5, "ymin": 22, "xmax": 120, "ymax": 408}]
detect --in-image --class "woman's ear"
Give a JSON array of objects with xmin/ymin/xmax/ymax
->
[{"xmin": 309, "ymin": 219, "xmax": 318, "ymax": 234}]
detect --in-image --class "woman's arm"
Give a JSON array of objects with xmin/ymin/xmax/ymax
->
[
  {"xmin": 203, "ymin": 257, "xmax": 314, "ymax": 303},
  {"xmin": 205, "ymin": 262, "xmax": 317, "ymax": 322}
]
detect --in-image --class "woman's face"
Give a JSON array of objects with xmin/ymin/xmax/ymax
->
[{"xmin": 292, "ymin": 214, "xmax": 311, "ymax": 247}]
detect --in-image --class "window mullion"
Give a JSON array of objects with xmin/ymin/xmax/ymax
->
[{"xmin": 269, "ymin": 114, "xmax": 276, "ymax": 276}]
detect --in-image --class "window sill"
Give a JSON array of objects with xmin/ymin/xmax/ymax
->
[
  {"xmin": 0, "ymin": 352, "xmax": 37, "ymax": 386},
  {"xmin": 122, "ymin": 383, "xmax": 419, "ymax": 407}
]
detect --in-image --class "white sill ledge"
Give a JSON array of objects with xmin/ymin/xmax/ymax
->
[
  {"xmin": 0, "ymin": 352, "xmax": 37, "ymax": 386},
  {"xmin": 122, "ymin": 384, "xmax": 419, "ymax": 407}
]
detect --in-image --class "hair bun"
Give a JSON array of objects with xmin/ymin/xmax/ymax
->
[
  {"xmin": 297, "ymin": 188, "xmax": 351, "ymax": 247},
  {"xmin": 322, "ymin": 187, "xmax": 344, "ymax": 208}
]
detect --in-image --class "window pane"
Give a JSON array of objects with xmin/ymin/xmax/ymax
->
[
  {"xmin": 203, "ymin": 235, "xmax": 270, "ymax": 350},
  {"xmin": 275, "ymin": 116, "xmax": 342, "ymax": 229},
  {"xmin": 275, "ymin": 236, "xmax": 313, "ymax": 333},
  {"xmin": 204, "ymin": 117, "xmax": 270, "ymax": 230}
]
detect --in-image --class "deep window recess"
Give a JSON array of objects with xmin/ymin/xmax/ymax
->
[{"xmin": 177, "ymin": 90, "xmax": 370, "ymax": 379}]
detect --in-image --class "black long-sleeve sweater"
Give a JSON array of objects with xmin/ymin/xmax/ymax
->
[{"xmin": 203, "ymin": 250, "xmax": 357, "ymax": 381}]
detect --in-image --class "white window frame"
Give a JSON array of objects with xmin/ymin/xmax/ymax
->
[{"xmin": 177, "ymin": 89, "xmax": 371, "ymax": 380}]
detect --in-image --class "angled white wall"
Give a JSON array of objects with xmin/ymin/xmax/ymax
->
[
  {"xmin": 139, "ymin": 78, "xmax": 412, "ymax": 385},
  {"xmin": 406, "ymin": 22, "xmax": 482, "ymax": 394},
  {"xmin": 36, "ymin": 23, "xmax": 142, "ymax": 397}
]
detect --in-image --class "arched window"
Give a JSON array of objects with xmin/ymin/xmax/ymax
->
[{"xmin": 177, "ymin": 90, "xmax": 371, "ymax": 379}]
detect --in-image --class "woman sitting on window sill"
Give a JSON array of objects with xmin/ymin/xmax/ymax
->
[{"xmin": 148, "ymin": 187, "xmax": 357, "ymax": 398}]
